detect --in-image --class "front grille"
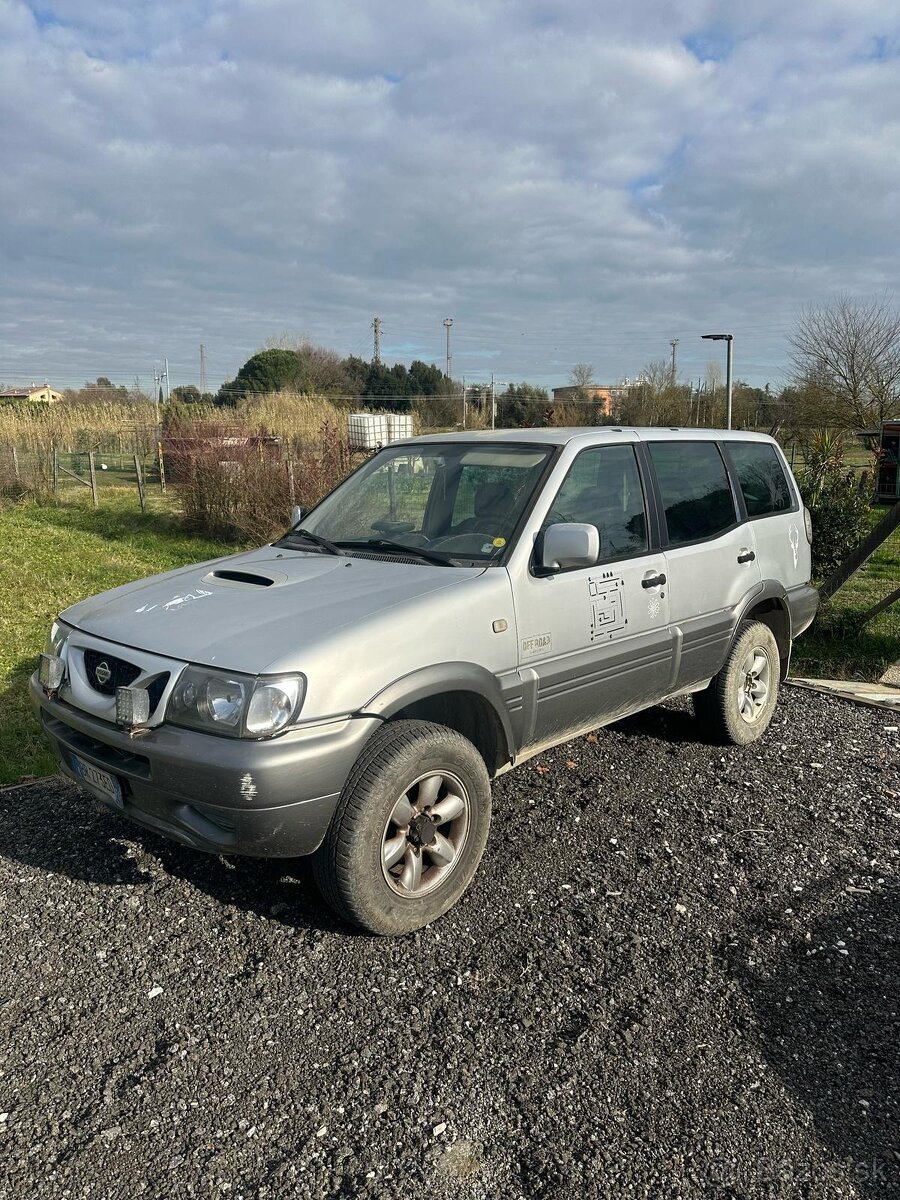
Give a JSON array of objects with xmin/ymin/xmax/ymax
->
[{"xmin": 83, "ymin": 649, "xmax": 140, "ymax": 696}]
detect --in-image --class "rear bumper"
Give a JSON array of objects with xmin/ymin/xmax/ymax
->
[
  {"xmin": 30, "ymin": 675, "xmax": 381, "ymax": 857},
  {"xmin": 786, "ymin": 583, "xmax": 820, "ymax": 638}
]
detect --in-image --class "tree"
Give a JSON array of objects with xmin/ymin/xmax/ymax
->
[
  {"xmin": 788, "ymin": 294, "xmax": 900, "ymax": 429},
  {"xmin": 217, "ymin": 349, "xmax": 302, "ymax": 404},
  {"xmin": 170, "ymin": 385, "xmax": 202, "ymax": 404},
  {"xmin": 408, "ymin": 360, "xmax": 444, "ymax": 396},
  {"xmin": 498, "ymin": 382, "xmax": 550, "ymax": 427},
  {"xmin": 569, "ymin": 363, "xmax": 595, "ymax": 395}
]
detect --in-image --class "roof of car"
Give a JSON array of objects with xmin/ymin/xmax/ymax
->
[{"xmin": 407, "ymin": 427, "xmax": 778, "ymax": 446}]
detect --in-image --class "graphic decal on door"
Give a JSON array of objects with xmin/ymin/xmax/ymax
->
[{"xmin": 588, "ymin": 574, "xmax": 627, "ymax": 642}]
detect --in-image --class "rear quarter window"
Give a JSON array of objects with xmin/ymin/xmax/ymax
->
[
  {"xmin": 728, "ymin": 442, "xmax": 793, "ymax": 516},
  {"xmin": 649, "ymin": 441, "xmax": 736, "ymax": 544}
]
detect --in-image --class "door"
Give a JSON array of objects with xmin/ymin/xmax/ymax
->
[
  {"xmin": 646, "ymin": 439, "xmax": 762, "ymax": 690},
  {"xmin": 724, "ymin": 439, "xmax": 809, "ymax": 588},
  {"xmin": 512, "ymin": 442, "xmax": 673, "ymax": 751}
]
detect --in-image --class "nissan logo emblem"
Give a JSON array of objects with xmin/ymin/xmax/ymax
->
[{"xmin": 94, "ymin": 660, "xmax": 112, "ymax": 685}]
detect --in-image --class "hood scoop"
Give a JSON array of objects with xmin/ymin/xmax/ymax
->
[{"xmin": 202, "ymin": 568, "xmax": 289, "ymax": 589}]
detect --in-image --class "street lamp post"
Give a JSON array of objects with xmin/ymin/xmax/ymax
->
[{"xmin": 701, "ymin": 333, "xmax": 733, "ymax": 429}]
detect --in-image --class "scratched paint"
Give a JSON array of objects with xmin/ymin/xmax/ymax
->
[
  {"xmin": 240, "ymin": 772, "xmax": 258, "ymax": 800},
  {"xmin": 162, "ymin": 588, "xmax": 213, "ymax": 612}
]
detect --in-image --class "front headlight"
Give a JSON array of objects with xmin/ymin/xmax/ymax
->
[
  {"xmin": 44, "ymin": 620, "xmax": 69, "ymax": 657},
  {"xmin": 167, "ymin": 666, "xmax": 305, "ymax": 738}
]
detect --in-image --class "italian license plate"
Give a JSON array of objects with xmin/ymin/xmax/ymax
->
[{"xmin": 72, "ymin": 754, "xmax": 123, "ymax": 809}]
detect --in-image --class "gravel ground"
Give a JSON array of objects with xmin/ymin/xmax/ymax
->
[{"xmin": 1, "ymin": 687, "xmax": 898, "ymax": 1200}]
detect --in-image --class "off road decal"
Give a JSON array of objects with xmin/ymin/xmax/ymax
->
[
  {"xmin": 588, "ymin": 574, "xmax": 627, "ymax": 642},
  {"xmin": 521, "ymin": 633, "xmax": 552, "ymax": 657}
]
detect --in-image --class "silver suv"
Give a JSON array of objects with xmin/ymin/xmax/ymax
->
[{"xmin": 33, "ymin": 428, "xmax": 817, "ymax": 934}]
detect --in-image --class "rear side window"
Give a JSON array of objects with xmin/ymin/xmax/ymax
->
[
  {"xmin": 649, "ymin": 442, "xmax": 736, "ymax": 545},
  {"xmin": 728, "ymin": 442, "xmax": 793, "ymax": 516}
]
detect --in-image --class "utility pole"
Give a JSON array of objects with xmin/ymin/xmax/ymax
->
[
  {"xmin": 443, "ymin": 317, "xmax": 453, "ymax": 381},
  {"xmin": 461, "ymin": 376, "xmax": 467, "ymax": 429},
  {"xmin": 199, "ymin": 344, "xmax": 207, "ymax": 394},
  {"xmin": 491, "ymin": 373, "xmax": 496, "ymax": 429},
  {"xmin": 163, "ymin": 357, "xmax": 170, "ymax": 401},
  {"xmin": 669, "ymin": 339, "xmax": 679, "ymax": 383},
  {"xmin": 372, "ymin": 317, "xmax": 382, "ymax": 365}
]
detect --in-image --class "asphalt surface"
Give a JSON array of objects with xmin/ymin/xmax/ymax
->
[{"xmin": 1, "ymin": 688, "xmax": 898, "ymax": 1199}]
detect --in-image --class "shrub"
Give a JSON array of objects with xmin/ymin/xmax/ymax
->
[
  {"xmin": 796, "ymin": 430, "xmax": 875, "ymax": 579},
  {"xmin": 175, "ymin": 419, "xmax": 352, "ymax": 543}
]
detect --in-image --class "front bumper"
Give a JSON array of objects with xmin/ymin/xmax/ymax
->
[{"xmin": 30, "ymin": 675, "xmax": 381, "ymax": 858}]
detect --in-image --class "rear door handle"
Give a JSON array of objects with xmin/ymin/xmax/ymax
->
[
  {"xmin": 642, "ymin": 572, "xmax": 666, "ymax": 588},
  {"xmin": 737, "ymin": 549, "xmax": 756, "ymax": 563}
]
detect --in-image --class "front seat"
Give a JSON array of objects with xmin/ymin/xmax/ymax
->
[{"xmin": 454, "ymin": 481, "xmax": 513, "ymax": 533}]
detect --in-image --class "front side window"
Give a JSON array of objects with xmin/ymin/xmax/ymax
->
[
  {"xmin": 543, "ymin": 444, "xmax": 648, "ymax": 560},
  {"xmin": 649, "ymin": 441, "xmax": 736, "ymax": 544},
  {"xmin": 728, "ymin": 442, "xmax": 793, "ymax": 516},
  {"xmin": 279, "ymin": 442, "xmax": 552, "ymax": 564}
]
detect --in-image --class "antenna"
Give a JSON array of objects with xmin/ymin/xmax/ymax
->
[
  {"xmin": 443, "ymin": 317, "xmax": 453, "ymax": 381},
  {"xmin": 199, "ymin": 343, "xmax": 207, "ymax": 394}
]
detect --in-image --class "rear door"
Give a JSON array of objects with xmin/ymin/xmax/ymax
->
[
  {"xmin": 723, "ymin": 439, "xmax": 808, "ymax": 588},
  {"xmin": 644, "ymin": 438, "xmax": 762, "ymax": 690},
  {"xmin": 511, "ymin": 441, "xmax": 673, "ymax": 750}
]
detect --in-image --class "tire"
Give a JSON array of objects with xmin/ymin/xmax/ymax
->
[
  {"xmin": 312, "ymin": 720, "xmax": 492, "ymax": 935},
  {"xmin": 692, "ymin": 620, "xmax": 781, "ymax": 746}
]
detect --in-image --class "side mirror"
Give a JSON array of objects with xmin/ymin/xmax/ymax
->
[
  {"xmin": 538, "ymin": 522, "xmax": 600, "ymax": 573},
  {"xmin": 290, "ymin": 505, "xmax": 306, "ymax": 527}
]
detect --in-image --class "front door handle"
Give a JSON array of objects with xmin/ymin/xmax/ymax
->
[
  {"xmin": 737, "ymin": 549, "xmax": 756, "ymax": 564},
  {"xmin": 641, "ymin": 572, "xmax": 666, "ymax": 588}
]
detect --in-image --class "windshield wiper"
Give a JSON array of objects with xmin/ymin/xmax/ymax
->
[
  {"xmin": 279, "ymin": 528, "xmax": 346, "ymax": 556},
  {"xmin": 341, "ymin": 538, "xmax": 454, "ymax": 567}
]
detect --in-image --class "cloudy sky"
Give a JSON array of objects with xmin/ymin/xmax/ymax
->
[{"xmin": 1, "ymin": 0, "xmax": 898, "ymax": 394}]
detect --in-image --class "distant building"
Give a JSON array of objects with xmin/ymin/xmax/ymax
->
[
  {"xmin": 0, "ymin": 383, "xmax": 63, "ymax": 405},
  {"xmin": 551, "ymin": 385, "xmax": 620, "ymax": 418}
]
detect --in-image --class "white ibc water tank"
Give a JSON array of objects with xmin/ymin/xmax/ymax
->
[
  {"xmin": 386, "ymin": 413, "xmax": 414, "ymax": 442},
  {"xmin": 347, "ymin": 412, "xmax": 391, "ymax": 450}
]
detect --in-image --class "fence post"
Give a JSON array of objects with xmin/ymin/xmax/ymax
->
[
  {"xmin": 157, "ymin": 442, "xmax": 167, "ymax": 494},
  {"xmin": 134, "ymin": 454, "xmax": 146, "ymax": 512},
  {"xmin": 88, "ymin": 451, "xmax": 98, "ymax": 507},
  {"xmin": 286, "ymin": 459, "xmax": 296, "ymax": 506},
  {"xmin": 11, "ymin": 446, "xmax": 19, "ymax": 482},
  {"xmin": 52, "ymin": 445, "xmax": 59, "ymax": 497},
  {"xmin": 819, "ymin": 497, "xmax": 900, "ymax": 600}
]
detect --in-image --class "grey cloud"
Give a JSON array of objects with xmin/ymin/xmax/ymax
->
[{"xmin": 1, "ymin": 0, "xmax": 899, "ymax": 391}]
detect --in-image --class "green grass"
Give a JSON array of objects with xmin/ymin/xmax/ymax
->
[
  {"xmin": 791, "ymin": 507, "xmax": 899, "ymax": 681},
  {"xmin": 0, "ymin": 489, "xmax": 235, "ymax": 785}
]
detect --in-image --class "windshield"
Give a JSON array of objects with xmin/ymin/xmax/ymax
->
[{"xmin": 279, "ymin": 442, "xmax": 553, "ymax": 564}]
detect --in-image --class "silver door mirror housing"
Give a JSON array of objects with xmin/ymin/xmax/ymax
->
[
  {"xmin": 291, "ymin": 505, "xmax": 306, "ymax": 527},
  {"xmin": 539, "ymin": 523, "xmax": 600, "ymax": 572}
]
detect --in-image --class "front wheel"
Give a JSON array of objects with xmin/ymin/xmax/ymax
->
[
  {"xmin": 693, "ymin": 620, "xmax": 781, "ymax": 746},
  {"xmin": 312, "ymin": 720, "xmax": 492, "ymax": 935}
]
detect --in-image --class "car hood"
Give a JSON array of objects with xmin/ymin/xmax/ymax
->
[{"xmin": 61, "ymin": 546, "xmax": 482, "ymax": 674}]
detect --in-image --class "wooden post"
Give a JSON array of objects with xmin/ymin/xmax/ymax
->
[
  {"xmin": 88, "ymin": 451, "xmax": 98, "ymax": 507},
  {"xmin": 52, "ymin": 446, "xmax": 59, "ymax": 497},
  {"xmin": 820, "ymin": 497, "xmax": 900, "ymax": 600},
  {"xmin": 286, "ymin": 459, "xmax": 296, "ymax": 506},
  {"xmin": 157, "ymin": 442, "xmax": 167, "ymax": 494},
  {"xmin": 134, "ymin": 454, "xmax": 146, "ymax": 512},
  {"xmin": 859, "ymin": 583, "xmax": 900, "ymax": 627},
  {"xmin": 11, "ymin": 446, "xmax": 19, "ymax": 482}
]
